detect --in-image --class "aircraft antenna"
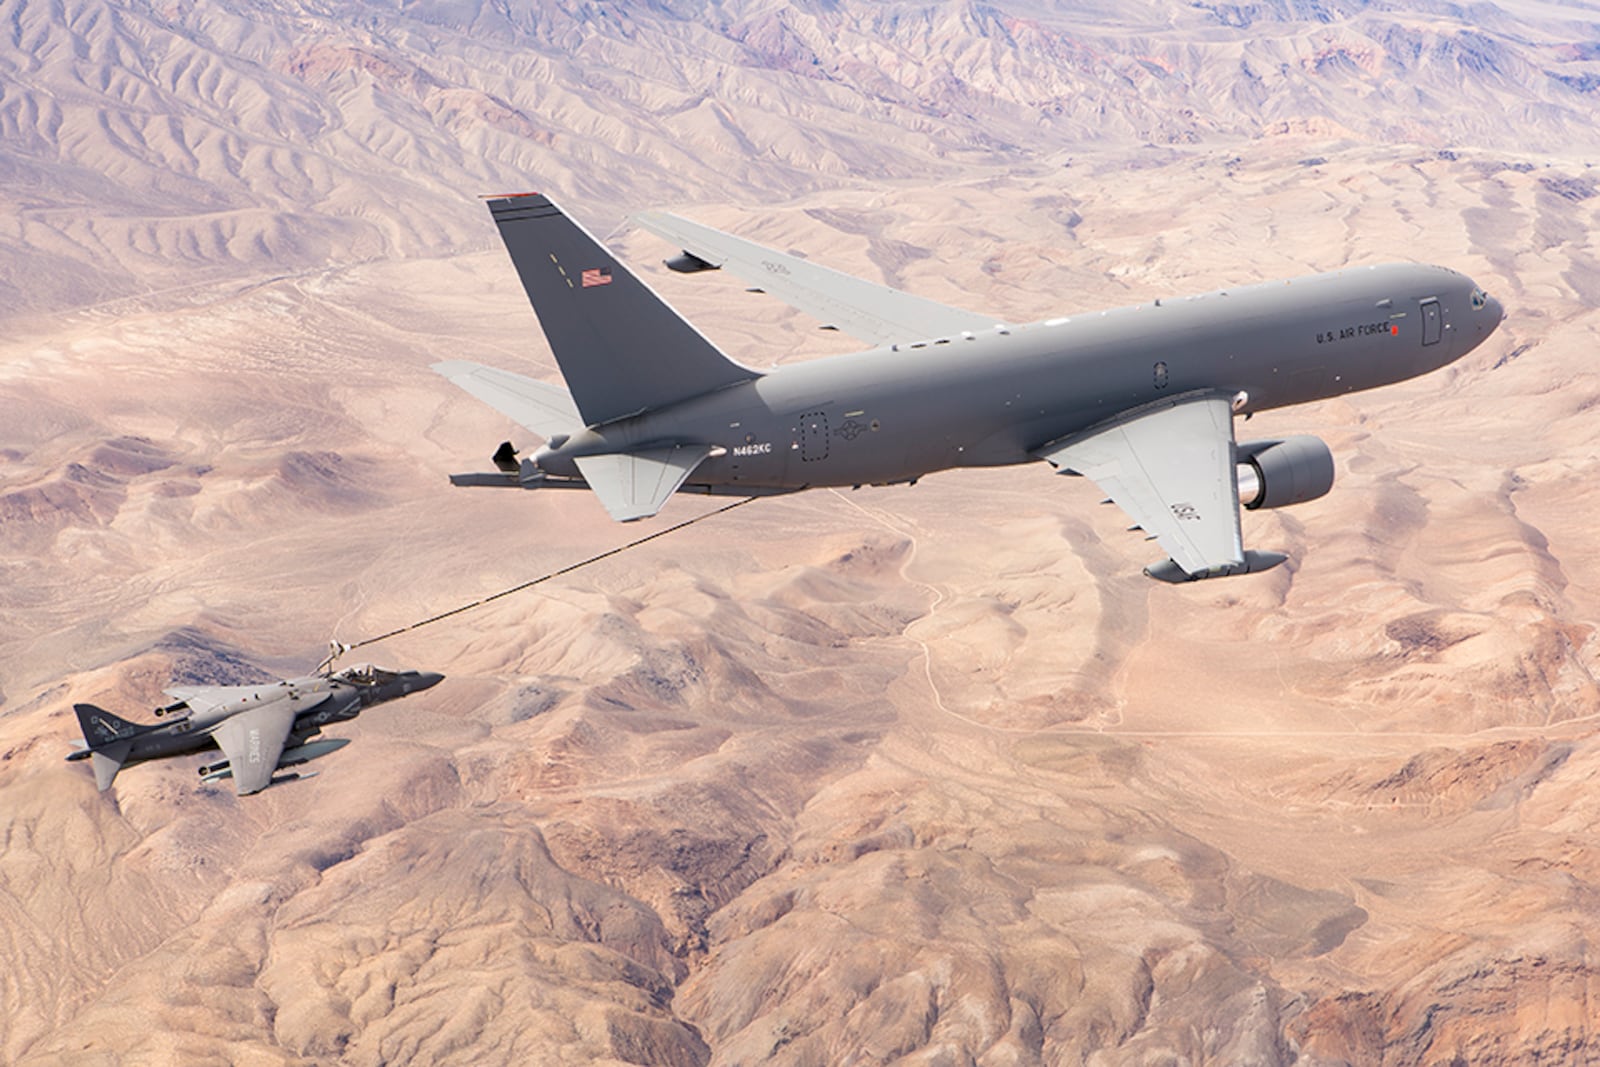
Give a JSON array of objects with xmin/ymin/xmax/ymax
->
[{"xmin": 315, "ymin": 495, "xmax": 757, "ymax": 674}]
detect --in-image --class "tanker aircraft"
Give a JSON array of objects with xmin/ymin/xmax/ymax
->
[
  {"xmin": 435, "ymin": 194, "xmax": 1503, "ymax": 582},
  {"xmin": 67, "ymin": 665, "xmax": 443, "ymax": 796}
]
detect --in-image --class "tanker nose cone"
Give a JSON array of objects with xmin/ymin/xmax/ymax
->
[{"xmin": 1471, "ymin": 284, "xmax": 1504, "ymax": 335}]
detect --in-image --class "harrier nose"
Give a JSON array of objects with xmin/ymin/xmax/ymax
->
[{"xmin": 406, "ymin": 671, "xmax": 445, "ymax": 693}]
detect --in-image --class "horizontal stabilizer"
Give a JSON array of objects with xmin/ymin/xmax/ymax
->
[
  {"xmin": 433, "ymin": 361, "xmax": 582, "ymax": 439},
  {"xmin": 573, "ymin": 446, "xmax": 713, "ymax": 522},
  {"xmin": 91, "ymin": 743, "xmax": 132, "ymax": 792}
]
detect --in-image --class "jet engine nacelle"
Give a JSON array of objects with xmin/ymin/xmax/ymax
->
[{"xmin": 1236, "ymin": 436, "xmax": 1335, "ymax": 510}]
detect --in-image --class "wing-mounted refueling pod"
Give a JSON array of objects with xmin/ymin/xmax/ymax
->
[
  {"xmin": 664, "ymin": 250, "xmax": 719, "ymax": 274},
  {"xmin": 1143, "ymin": 550, "xmax": 1290, "ymax": 584}
]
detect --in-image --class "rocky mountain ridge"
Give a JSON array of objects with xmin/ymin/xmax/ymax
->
[
  {"xmin": 5, "ymin": 0, "xmax": 1598, "ymax": 317},
  {"xmin": 6, "ymin": 1, "xmax": 1600, "ymax": 1063}
]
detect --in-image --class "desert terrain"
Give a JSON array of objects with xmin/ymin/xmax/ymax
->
[{"xmin": 4, "ymin": 1, "xmax": 1600, "ymax": 1063}]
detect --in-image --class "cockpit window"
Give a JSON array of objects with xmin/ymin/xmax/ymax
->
[
  {"xmin": 335, "ymin": 664, "xmax": 399, "ymax": 687},
  {"xmin": 1471, "ymin": 287, "xmax": 1488, "ymax": 310}
]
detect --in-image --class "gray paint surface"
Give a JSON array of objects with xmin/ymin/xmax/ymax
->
[
  {"xmin": 66, "ymin": 665, "xmax": 444, "ymax": 796},
  {"xmin": 439, "ymin": 194, "xmax": 1503, "ymax": 578}
]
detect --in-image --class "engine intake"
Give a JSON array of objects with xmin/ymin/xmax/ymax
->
[{"xmin": 1237, "ymin": 436, "xmax": 1334, "ymax": 510}]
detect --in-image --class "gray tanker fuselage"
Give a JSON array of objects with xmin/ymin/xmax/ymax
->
[
  {"xmin": 532, "ymin": 262, "xmax": 1491, "ymax": 491},
  {"xmin": 435, "ymin": 193, "xmax": 1502, "ymax": 580}
]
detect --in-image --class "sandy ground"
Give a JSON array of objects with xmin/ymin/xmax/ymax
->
[
  {"xmin": 5, "ymin": 139, "xmax": 1600, "ymax": 1064},
  {"xmin": 6, "ymin": 0, "xmax": 1600, "ymax": 1060}
]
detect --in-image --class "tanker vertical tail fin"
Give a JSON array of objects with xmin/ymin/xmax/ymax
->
[{"xmin": 486, "ymin": 193, "xmax": 761, "ymax": 426}]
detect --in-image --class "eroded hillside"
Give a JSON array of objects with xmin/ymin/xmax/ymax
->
[{"xmin": 5, "ymin": 2, "xmax": 1600, "ymax": 1063}]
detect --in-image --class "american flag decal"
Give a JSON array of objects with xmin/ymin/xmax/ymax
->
[{"xmin": 581, "ymin": 267, "xmax": 613, "ymax": 288}]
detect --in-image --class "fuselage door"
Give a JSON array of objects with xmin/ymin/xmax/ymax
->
[
  {"xmin": 800, "ymin": 411, "xmax": 829, "ymax": 463},
  {"xmin": 1420, "ymin": 298, "xmax": 1442, "ymax": 346}
]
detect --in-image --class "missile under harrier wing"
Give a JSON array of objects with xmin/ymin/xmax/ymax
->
[{"xmin": 633, "ymin": 210, "xmax": 995, "ymax": 345}]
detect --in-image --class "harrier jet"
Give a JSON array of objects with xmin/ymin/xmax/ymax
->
[
  {"xmin": 66, "ymin": 665, "xmax": 443, "ymax": 795},
  {"xmin": 436, "ymin": 194, "xmax": 1502, "ymax": 582}
]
